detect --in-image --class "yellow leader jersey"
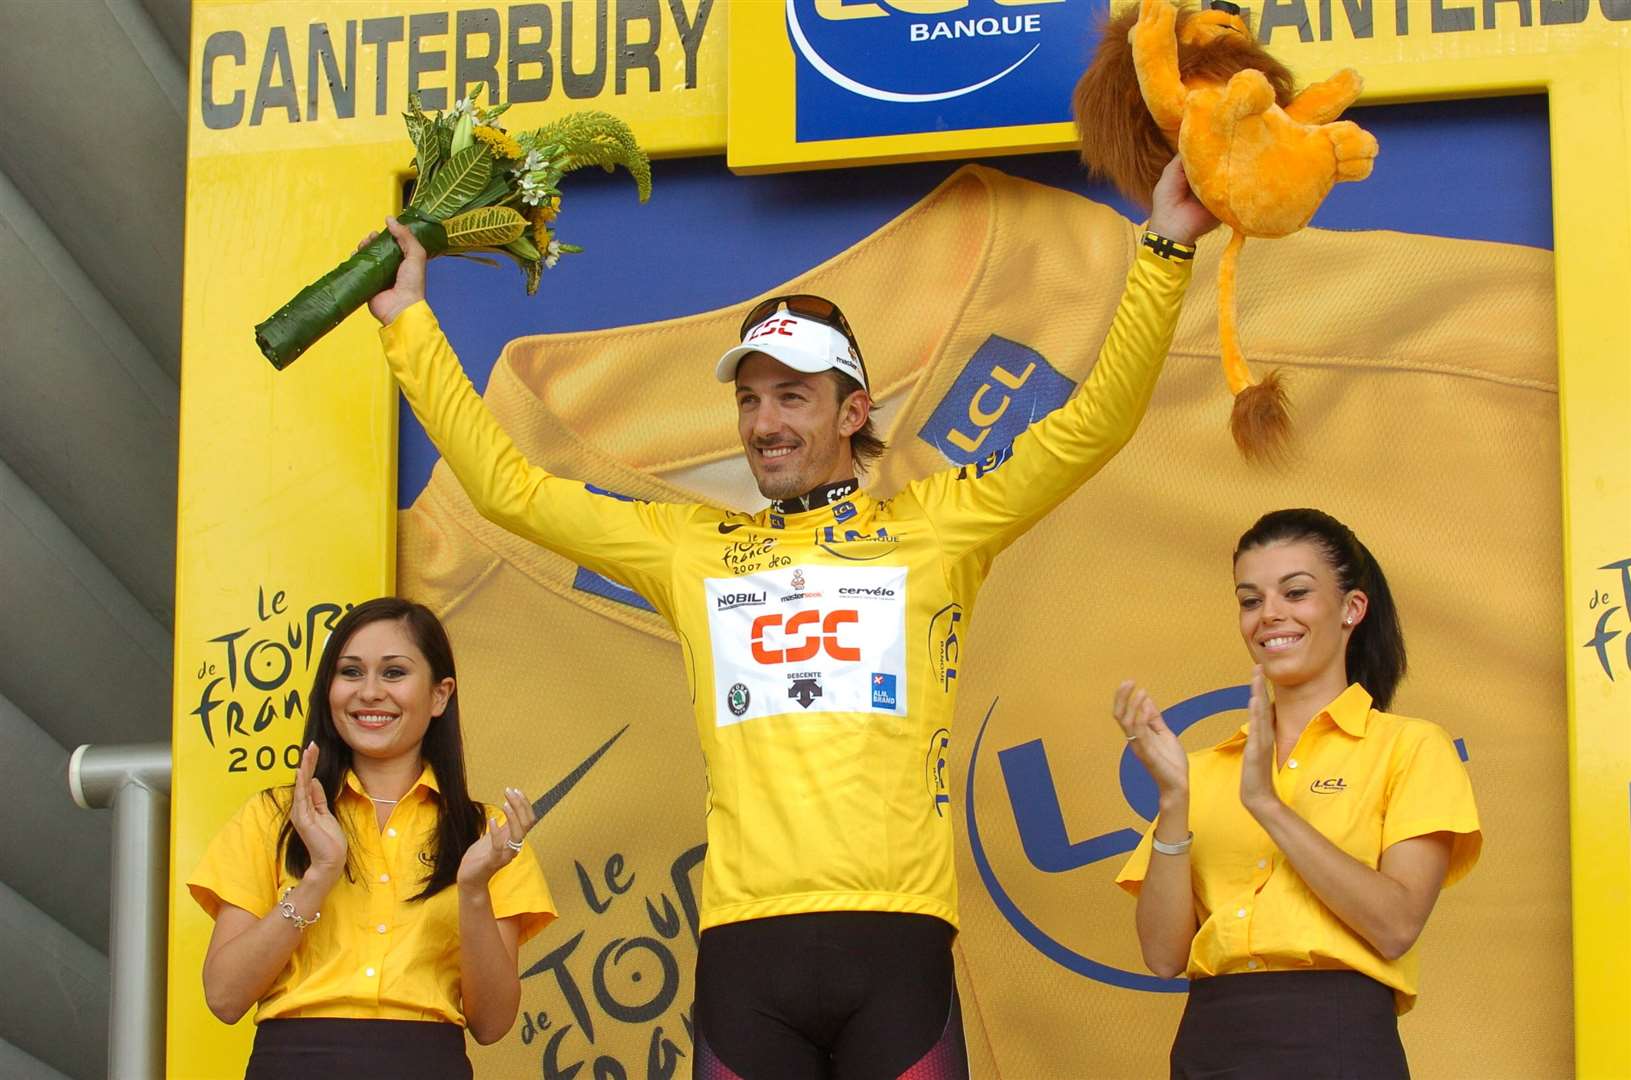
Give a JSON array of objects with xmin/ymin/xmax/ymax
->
[{"xmin": 381, "ymin": 244, "xmax": 1192, "ymax": 932}]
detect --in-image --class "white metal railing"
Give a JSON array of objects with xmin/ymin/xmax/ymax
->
[{"xmin": 69, "ymin": 743, "xmax": 170, "ymax": 1080}]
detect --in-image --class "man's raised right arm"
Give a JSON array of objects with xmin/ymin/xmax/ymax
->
[{"xmin": 367, "ymin": 218, "xmax": 676, "ymax": 596}]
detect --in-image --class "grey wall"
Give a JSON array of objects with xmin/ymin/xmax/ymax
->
[{"xmin": 0, "ymin": 1, "xmax": 189, "ymax": 1075}]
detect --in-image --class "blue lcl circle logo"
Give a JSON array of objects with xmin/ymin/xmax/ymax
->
[
  {"xmin": 965, "ymin": 685, "xmax": 1249, "ymax": 991},
  {"xmin": 786, "ymin": 0, "xmax": 1103, "ymax": 143},
  {"xmin": 788, "ymin": 0, "xmax": 1047, "ymax": 102}
]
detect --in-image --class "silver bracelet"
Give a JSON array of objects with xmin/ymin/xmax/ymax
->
[
  {"xmin": 1152, "ymin": 832, "xmax": 1194, "ymax": 856},
  {"xmin": 277, "ymin": 886, "xmax": 321, "ymax": 930}
]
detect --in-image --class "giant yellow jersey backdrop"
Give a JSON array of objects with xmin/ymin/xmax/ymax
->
[{"xmin": 400, "ymin": 169, "xmax": 1566, "ymax": 1077}]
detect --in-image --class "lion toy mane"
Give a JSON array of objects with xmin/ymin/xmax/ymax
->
[{"xmin": 1073, "ymin": 0, "xmax": 1379, "ymax": 463}]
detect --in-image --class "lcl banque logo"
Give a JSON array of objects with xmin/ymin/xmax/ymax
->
[
  {"xmin": 964, "ymin": 684, "xmax": 1250, "ymax": 991},
  {"xmin": 786, "ymin": 0, "xmax": 1073, "ymax": 103}
]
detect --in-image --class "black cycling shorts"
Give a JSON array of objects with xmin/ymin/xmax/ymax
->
[{"xmin": 693, "ymin": 911, "xmax": 969, "ymax": 1080}]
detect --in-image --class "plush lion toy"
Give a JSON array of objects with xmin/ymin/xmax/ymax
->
[{"xmin": 1074, "ymin": 0, "xmax": 1379, "ymax": 462}]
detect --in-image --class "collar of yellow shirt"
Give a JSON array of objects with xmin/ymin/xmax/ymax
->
[
  {"xmin": 341, "ymin": 763, "xmax": 440, "ymax": 805},
  {"xmin": 1212, "ymin": 682, "xmax": 1373, "ymax": 750}
]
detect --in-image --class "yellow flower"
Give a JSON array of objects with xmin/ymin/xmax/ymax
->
[
  {"xmin": 473, "ymin": 125, "xmax": 523, "ymax": 160},
  {"xmin": 530, "ymin": 213, "xmax": 554, "ymax": 248}
]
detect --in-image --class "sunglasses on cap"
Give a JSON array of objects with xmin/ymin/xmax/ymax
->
[{"xmin": 739, "ymin": 294, "xmax": 871, "ymax": 390}]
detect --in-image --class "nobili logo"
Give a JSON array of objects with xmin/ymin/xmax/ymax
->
[
  {"xmin": 786, "ymin": 0, "xmax": 1103, "ymax": 142},
  {"xmin": 965, "ymin": 685, "xmax": 1249, "ymax": 992}
]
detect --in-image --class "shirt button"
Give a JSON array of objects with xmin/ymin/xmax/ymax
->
[
  {"xmin": 1257, "ymin": 859, "xmax": 1268, "ymax": 870},
  {"xmin": 1248, "ymin": 959, "xmax": 1261, "ymax": 970},
  {"xmin": 1287, "ymin": 758, "xmax": 1299, "ymax": 769},
  {"xmin": 379, "ymin": 873, "xmax": 390, "ymax": 883},
  {"xmin": 1236, "ymin": 907, "xmax": 1247, "ymax": 918},
  {"xmin": 377, "ymin": 924, "xmax": 388, "ymax": 934},
  {"xmin": 386, "ymin": 828, "xmax": 397, "ymax": 838},
  {"xmin": 364, "ymin": 967, "xmax": 376, "ymax": 978}
]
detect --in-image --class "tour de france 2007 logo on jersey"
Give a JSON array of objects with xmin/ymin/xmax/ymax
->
[
  {"xmin": 964, "ymin": 685, "xmax": 1251, "ymax": 992},
  {"xmin": 705, "ymin": 565, "xmax": 907, "ymax": 726},
  {"xmin": 785, "ymin": 0, "xmax": 1103, "ymax": 143},
  {"xmin": 919, "ymin": 335, "xmax": 1075, "ymax": 466}
]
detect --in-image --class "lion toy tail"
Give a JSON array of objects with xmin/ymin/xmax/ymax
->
[{"xmin": 1218, "ymin": 230, "xmax": 1291, "ymax": 464}]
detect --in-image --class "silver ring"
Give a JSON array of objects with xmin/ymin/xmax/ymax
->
[{"xmin": 505, "ymin": 839, "xmax": 524, "ymax": 852}]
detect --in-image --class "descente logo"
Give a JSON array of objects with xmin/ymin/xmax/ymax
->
[{"xmin": 787, "ymin": 0, "xmax": 1055, "ymax": 104}]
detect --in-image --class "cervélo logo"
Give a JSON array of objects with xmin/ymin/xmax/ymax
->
[{"xmin": 787, "ymin": 0, "xmax": 1104, "ymax": 143}]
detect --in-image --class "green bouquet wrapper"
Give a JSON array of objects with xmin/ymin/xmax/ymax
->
[{"xmin": 254, "ymin": 210, "xmax": 448, "ymax": 370}]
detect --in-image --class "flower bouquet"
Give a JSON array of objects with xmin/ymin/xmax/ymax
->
[{"xmin": 254, "ymin": 91, "xmax": 651, "ymax": 369}]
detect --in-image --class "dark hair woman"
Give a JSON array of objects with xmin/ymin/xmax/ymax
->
[
  {"xmin": 188, "ymin": 598, "xmax": 555, "ymax": 1079},
  {"xmin": 1113, "ymin": 510, "xmax": 1481, "ymax": 1079}
]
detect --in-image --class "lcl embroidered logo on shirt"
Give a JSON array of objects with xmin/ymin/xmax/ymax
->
[
  {"xmin": 1310, "ymin": 777, "xmax": 1348, "ymax": 794},
  {"xmin": 706, "ymin": 565, "xmax": 907, "ymax": 726},
  {"xmin": 919, "ymin": 335, "xmax": 1074, "ymax": 465}
]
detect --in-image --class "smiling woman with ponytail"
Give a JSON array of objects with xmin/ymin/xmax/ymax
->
[{"xmin": 1109, "ymin": 509, "xmax": 1482, "ymax": 1079}]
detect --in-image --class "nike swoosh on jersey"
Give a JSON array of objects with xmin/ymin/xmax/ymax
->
[{"xmin": 531, "ymin": 724, "xmax": 629, "ymax": 818}]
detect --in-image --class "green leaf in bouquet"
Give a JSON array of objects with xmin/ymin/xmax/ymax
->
[
  {"xmin": 462, "ymin": 173, "xmax": 513, "ymax": 211},
  {"xmin": 404, "ymin": 94, "xmax": 442, "ymax": 179},
  {"xmin": 505, "ymin": 234, "xmax": 541, "ymax": 261},
  {"xmin": 412, "ymin": 146, "xmax": 493, "ymax": 220},
  {"xmin": 443, "ymin": 206, "xmax": 528, "ymax": 249},
  {"xmin": 524, "ymin": 112, "xmax": 651, "ymax": 203},
  {"xmin": 451, "ymin": 109, "xmax": 475, "ymax": 155}
]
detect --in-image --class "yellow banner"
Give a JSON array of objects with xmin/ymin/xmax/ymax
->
[{"xmin": 190, "ymin": 0, "xmax": 726, "ymax": 159}]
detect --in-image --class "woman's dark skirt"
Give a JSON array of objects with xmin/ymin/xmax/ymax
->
[
  {"xmin": 246, "ymin": 1017, "xmax": 472, "ymax": 1079},
  {"xmin": 1171, "ymin": 970, "xmax": 1408, "ymax": 1080}
]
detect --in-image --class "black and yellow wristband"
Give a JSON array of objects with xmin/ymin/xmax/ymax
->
[{"xmin": 1141, "ymin": 230, "xmax": 1197, "ymax": 261}]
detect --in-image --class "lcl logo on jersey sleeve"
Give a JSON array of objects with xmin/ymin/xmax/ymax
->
[{"xmin": 706, "ymin": 565, "xmax": 908, "ymax": 726}]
